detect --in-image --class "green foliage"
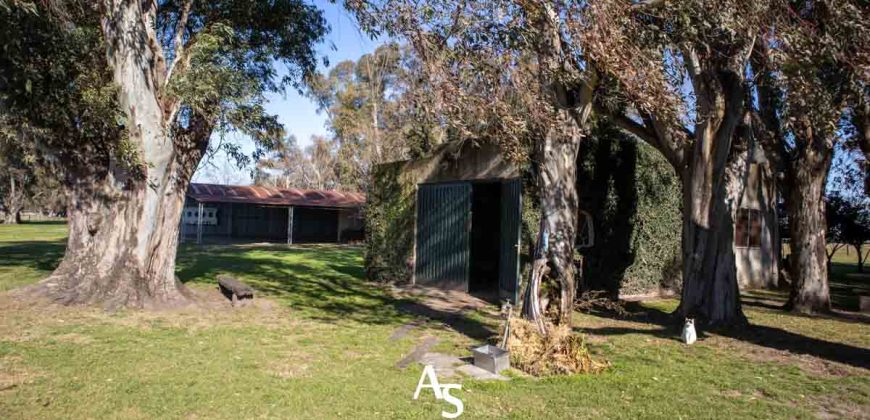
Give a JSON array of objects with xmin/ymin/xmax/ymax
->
[
  {"xmin": 364, "ymin": 162, "xmax": 418, "ymax": 283},
  {"xmin": 0, "ymin": 3, "xmax": 132, "ymax": 179},
  {"xmin": 578, "ymin": 125, "xmax": 682, "ymax": 296},
  {"xmin": 302, "ymin": 43, "xmax": 442, "ymax": 191},
  {"xmin": 159, "ymin": 0, "xmax": 329, "ymax": 164}
]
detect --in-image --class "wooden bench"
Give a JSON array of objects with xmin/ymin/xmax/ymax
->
[{"xmin": 217, "ymin": 275, "xmax": 254, "ymax": 306}]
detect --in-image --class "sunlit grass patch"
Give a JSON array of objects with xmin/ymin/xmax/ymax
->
[{"xmin": 0, "ymin": 223, "xmax": 867, "ymax": 419}]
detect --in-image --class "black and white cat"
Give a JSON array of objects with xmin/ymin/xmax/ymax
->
[{"xmin": 681, "ymin": 318, "xmax": 697, "ymax": 345}]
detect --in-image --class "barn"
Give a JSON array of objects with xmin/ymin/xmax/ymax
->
[{"xmin": 180, "ymin": 183, "xmax": 365, "ymax": 244}]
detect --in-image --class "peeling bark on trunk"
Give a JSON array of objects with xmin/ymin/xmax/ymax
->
[
  {"xmin": 542, "ymin": 116, "xmax": 582, "ymax": 325},
  {"xmin": 784, "ymin": 146, "xmax": 833, "ymax": 314},
  {"xmin": 36, "ymin": 176, "xmax": 188, "ymax": 308},
  {"xmin": 674, "ymin": 70, "xmax": 747, "ymax": 326},
  {"xmin": 28, "ymin": 0, "xmax": 207, "ymax": 309},
  {"xmin": 521, "ymin": 113, "xmax": 586, "ymax": 329}
]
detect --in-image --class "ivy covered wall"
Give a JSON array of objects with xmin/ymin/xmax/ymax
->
[
  {"xmin": 577, "ymin": 125, "xmax": 683, "ymax": 297},
  {"xmin": 365, "ymin": 161, "xmax": 417, "ymax": 283}
]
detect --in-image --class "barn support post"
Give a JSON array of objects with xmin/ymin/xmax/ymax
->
[
  {"xmin": 337, "ymin": 210, "xmax": 342, "ymax": 243},
  {"xmin": 197, "ymin": 202, "xmax": 204, "ymax": 245},
  {"xmin": 287, "ymin": 206, "xmax": 294, "ymax": 245},
  {"xmin": 226, "ymin": 204, "xmax": 233, "ymax": 239}
]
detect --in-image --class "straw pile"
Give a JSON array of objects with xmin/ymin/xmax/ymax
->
[{"xmin": 504, "ymin": 318, "xmax": 608, "ymax": 376}]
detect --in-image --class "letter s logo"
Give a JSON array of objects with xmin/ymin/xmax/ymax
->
[{"xmin": 440, "ymin": 384, "xmax": 464, "ymax": 419}]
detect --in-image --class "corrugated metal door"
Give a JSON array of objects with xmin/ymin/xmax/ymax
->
[
  {"xmin": 415, "ymin": 183, "xmax": 472, "ymax": 291},
  {"xmin": 499, "ymin": 178, "xmax": 522, "ymax": 303}
]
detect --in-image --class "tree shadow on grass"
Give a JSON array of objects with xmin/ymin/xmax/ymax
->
[
  {"xmin": 582, "ymin": 302, "xmax": 870, "ymax": 370},
  {"xmin": 0, "ymin": 240, "xmax": 66, "ymax": 273},
  {"xmin": 176, "ymin": 244, "xmax": 497, "ymax": 341}
]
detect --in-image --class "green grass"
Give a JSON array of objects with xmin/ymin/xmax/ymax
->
[
  {"xmin": 0, "ymin": 222, "xmax": 868, "ymax": 419},
  {"xmin": 0, "ymin": 222, "xmax": 67, "ymax": 291}
]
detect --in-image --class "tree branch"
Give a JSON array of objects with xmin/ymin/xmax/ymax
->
[
  {"xmin": 165, "ymin": 0, "xmax": 193, "ymax": 89},
  {"xmin": 141, "ymin": 0, "xmax": 168, "ymax": 93}
]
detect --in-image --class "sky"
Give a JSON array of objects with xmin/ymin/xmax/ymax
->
[
  {"xmin": 193, "ymin": 1, "xmax": 382, "ymax": 185},
  {"xmin": 191, "ymin": 3, "xmax": 864, "ymax": 197}
]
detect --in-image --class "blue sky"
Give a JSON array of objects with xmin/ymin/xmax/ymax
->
[{"xmin": 193, "ymin": 1, "xmax": 382, "ymax": 185}]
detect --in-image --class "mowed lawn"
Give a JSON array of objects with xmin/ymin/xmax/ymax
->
[{"xmin": 0, "ymin": 222, "xmax": 868, "ymax": 419}]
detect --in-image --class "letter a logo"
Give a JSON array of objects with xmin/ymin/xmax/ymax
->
[{"xmin": 413, "ymin": 365, "xmax": 443, "ymax": 400}]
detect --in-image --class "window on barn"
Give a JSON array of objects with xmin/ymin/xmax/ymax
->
[{"xmin": 735, "ymin": 208, "xmax": 762, "ymax": 248}]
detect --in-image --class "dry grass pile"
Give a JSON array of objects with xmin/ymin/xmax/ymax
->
[
  {"xmin": 575, "ymin": 291, "xmax": 628, "ymax": 317},
  {"xmin": 505, "ymin": 318, "xmax": 608, "ymax": 376}
]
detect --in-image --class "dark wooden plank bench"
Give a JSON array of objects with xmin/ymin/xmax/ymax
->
[{"xmin": 217, "ymin": 275, "xmax": 254, "ymax": 306}]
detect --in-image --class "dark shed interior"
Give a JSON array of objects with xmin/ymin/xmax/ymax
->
[{"xmin": 468, "ymin": 182, "xmax": 502, "ymax": 297}]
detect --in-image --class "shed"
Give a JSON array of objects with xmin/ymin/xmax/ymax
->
[
  {"xmin": 367, "ymin": 141, "xmax": 523, "ymax": 304},
  {"xmin": 180, "ymin": 183, "xmax": 365, "ymax": 244}
]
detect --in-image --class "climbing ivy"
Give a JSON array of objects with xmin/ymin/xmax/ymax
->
[
  {"xmin": 364, "ymin": 162, "xmax": 417, "ymax": 283},
  {"xmin": 577, "ymin": 124, "xmax": 683, "ymax": 296}
]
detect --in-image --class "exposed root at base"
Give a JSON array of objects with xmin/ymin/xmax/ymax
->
[{"xmin": 13, "ymin": 276, "xmax": 197, "ymax": 312}]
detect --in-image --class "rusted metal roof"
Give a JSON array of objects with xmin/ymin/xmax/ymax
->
[{"xmin": 187, "ymin": 183, "xmax": 365, "ymax": 209}]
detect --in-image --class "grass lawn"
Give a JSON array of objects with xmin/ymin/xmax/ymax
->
[{"xmin": 0, "ymin": 222, "xmax": 868, "ymax": 419}]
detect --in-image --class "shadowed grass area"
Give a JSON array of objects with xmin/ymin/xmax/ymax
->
[
  {"xmin": 0, "ymin": 223, "xmax": 868, "ymax": 419},
  {"xmin": 0, "ymin": 222, "xmax": 67, "ymax": 291}
]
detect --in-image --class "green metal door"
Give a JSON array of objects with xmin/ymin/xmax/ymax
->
[
  {"xmin": 415, "ymin": 183, "xmax": 472, "ymax": 291},
  {"xmin": 499, "ymin": 178, "xmax": 522, "ymax": 303}
]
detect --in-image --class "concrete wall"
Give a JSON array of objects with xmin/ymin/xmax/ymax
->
[{"xmin": 730, "ymin": 147, "xmax": 780, "ymax": 290}]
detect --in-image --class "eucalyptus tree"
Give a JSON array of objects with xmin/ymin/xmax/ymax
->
[
  {"xmin": 2, "ymin": 1, "xmax": 327, "ymax": 308},
  {"xmin": 750, "ymin": 0, "xmax": 868, "ymax": 313},
  {"xmin": 349, "ymin": 0, "xmax": 599, "ymax": 329},
  {"xmin": 304, "ymin": 43, "xmax": 444, "ymax": 191},
  {"xmin": 0, "ymin": 126, "xmax": 33, "ymax": 224},
  {"xmin": 579, "ymin": 0, "xmax": 777, "ymax": 325}
]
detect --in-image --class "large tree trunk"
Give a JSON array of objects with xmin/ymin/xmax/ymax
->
[
  {"xmin": 784, "ymin": 145, "xmax": 833, "ymax": 313},
  {"xmin": 522, "ymin": 112, "xmax": 586, "ymax": 329},
  {"xmin": 542, "ymin": 115, "xmax": 582, "ymax": 325},
  {"xmin": 29, "ymin": 0, "xmax": 207, "ymax": 309},
  {"xmin": 674, "ymin": 68, "xmax": 747, "ymax": 326}
]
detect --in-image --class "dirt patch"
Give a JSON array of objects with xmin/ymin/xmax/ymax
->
[
  {"xmin": 0, "ymin": 355, "xmax": 40, "ymax": 392},
  {"xmin": 704, "ymin": 335, "xmax": 864, "ymax": 378},
  {"xmin": 391, "ymin": 285, "xmax": 496, "ymax": 316},
  {"xmin": 265, "ymin": 353, "xmax": 316, "ymax": 379},
  {"xmin": 0, "ymin": 286, "xmax": 302, "ymax": 342},
  {"xmin": 813, "ymin": 394, "xmax": 870, "ymax": 420}
]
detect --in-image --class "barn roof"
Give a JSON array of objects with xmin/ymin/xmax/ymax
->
[{"xmin": 187, "ymin": 183, "xmax": 365, "ymax": 209}]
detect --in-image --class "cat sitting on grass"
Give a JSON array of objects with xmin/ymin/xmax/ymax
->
[{"xmin": 681, "ymin": 318, "xmax": 697, "ymax": 345}]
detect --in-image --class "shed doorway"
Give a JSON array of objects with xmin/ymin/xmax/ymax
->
[
  {"xmin": 414, "ymin": 179, "xmax": 521, "ymax": 304},
  {"xmin": 469, "ymin": 182, "xmax": 501, "ymax": 299}
]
